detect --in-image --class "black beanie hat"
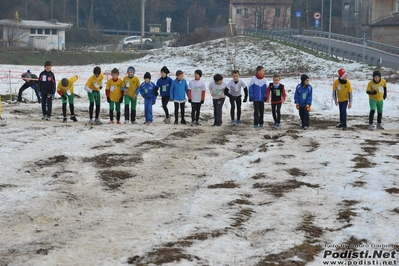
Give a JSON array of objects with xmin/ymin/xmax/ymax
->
[
  {"xmin": 195, "ymin": 69, "xmax": 202, "ymax": 77},
  {"xmin": 93, "ymin": 66, "xmax": 101, "ymax": 75},
  {"xmin": 300, "ymin": 74, "xmax": 309, "ymax": 84},
  {"xmin": 161, "ymin": 66, "xmax": 170, "ymax": 74},
  {"xmin": 373, "ymin": 70, "xmax": 381, "ymax": 78},
  {"xmin": 144, "ymin": 72, "xmax": 151, "ymax": 80}
]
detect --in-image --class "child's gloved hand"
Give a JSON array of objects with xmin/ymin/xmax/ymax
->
[
  {"xmin": 61, "ymin": 94, "xmax": 67, "ymax": 100},
  {"xmin": 306, "ymin": 105, "xmax": 311, "ymax": 111},
  {"xmin": 152, "ymin": 101, "xmax": 155, "ymax": 105},
  {"xmin": 296, "ymin": 103, "xmax": 299, "ymax": 109},
  {"xmin": 188, "ymin": 99, "xmax": 192, "ymax": 103},
  {"xmin": 249, "ymin": 98, "xmax": 253, "ymax": 102},
  {"xmin": 107, "ymin": 97, "xmax": 110, "ymax": 103},
  {"xmin": 243, "ymin": 97, "xmax": 247, "ymax": 103},
  {"xmin": 119, "ymin": 97, "xmax": 123, "ymax": 103},
  {"xmin": 200, "ymin": 100, "xmax": 204, "ymax": 104}
]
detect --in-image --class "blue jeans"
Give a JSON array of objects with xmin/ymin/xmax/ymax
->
[
  {"xmin": 298, "ymin": 106, "xmax": 309, "ymax": 127},
  {"xmin": 339, "ymin": 101, "xmax": 348, "ymax": 127},
  {"xmin": 213, "ymin": 98, "xmax": 225, "ymax": 125},
  {"xmin": 144, "ymin": 98, "xmax": 153, "ymax": 122}
]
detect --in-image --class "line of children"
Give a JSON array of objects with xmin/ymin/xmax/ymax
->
[
  {"xmin": 84, "ymin": 66, "xmax": 104, "ymax": 125},
  {"xmin": 38, "ymin": 61, "xmax": 56, "ymax": 120},
  {"xmin": 139, "ymin": 72, "xmax": 157, "ymax": 124},
  {"xmin": 122, "ymin": 66, "xmax": 141, "ymax": 124},
  {"xmin": 266, "ymin": 73, "xmax": 286, "ymax": 129},
  {"xmin": 294, "ymin": 74, "xmax": 313, "ymax": 130},
  {"xmin": 225, "ymin": 70, "xmax": 248, "ymax": 126},
  {"xmin": 105, "ymin": 68, "xmax": 124, "ymax": 124},
  {"xmin": 188, "ymin": 69, "xmax": 206, "ymax": 126},
  {"xmin": 57, "ymin": 75, "xmax": 79, "ymax": 123},
  {"xmin": 170, "ymin": 70, "xmax": 188, "ymax": 124},
  {"xmin": 155, "ymin": 66, "xmax": 173, "ymax": 124},
  {"xmin": 332, "ymin": 68, "xmax": 352, "ymax": 131},
  {"xmin": 248, "ymin": 66, "xmax": 267, "ymax": 128}
]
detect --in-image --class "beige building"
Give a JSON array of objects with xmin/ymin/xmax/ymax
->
[
  {"xmin": 0, "ymin": 19, "xmax": 72, "ymax": 50},
  {"xmin": 229, "ymin": 0, "xmax": 293, "ymax": 33}
]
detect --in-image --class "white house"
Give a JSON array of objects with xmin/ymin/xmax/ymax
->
[{"xmin": 0, "ymin": 19, "xmax": 72, "ymax": 50}]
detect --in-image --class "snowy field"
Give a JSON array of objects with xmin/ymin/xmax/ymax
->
[{"xmin": 0, "ymin": 36, "xmax": 399, "ymax": 265}]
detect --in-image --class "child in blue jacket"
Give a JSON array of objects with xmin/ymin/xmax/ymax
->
[
  {"xmin": 294, "ymin": 74, "xmax": 313, "ymax": 129},
  {"xmin": 170, "ymin": 70, "xmax": 188, "ymax": 124},
  {"xmin": 139, "ymin": 72, "xmax": 157, "ymax": 124},
  {"xmin": 248, "ymin": 66, "xmax": 267, "ymax": 128},
  {"xmin": 155, "ymin": 66, "xmax": 173, "ymax": 124}
]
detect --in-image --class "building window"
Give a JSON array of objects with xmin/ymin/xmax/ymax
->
[
  {"xmin": 37, "ymin": 29, "xmax": 43, "ymax": 34},
  {"xmin": 275, "ymin": 8, "xmax": 281, "ymax": 18},
  {"xmin": 30, "ymin": 28, "xmax": 36, "ymax": 34},
  {"xmin": 52, "ymin": 29, "xmax": 57, "ymax": 35},
  {"xmin": 45, "ymin": 29, "xmax": 50, "ymax": 35},
  {"xmin": 242, "ymin": 8, "xmax": 248, "ymax": 17},
  {"xmin": 237, "ymin": 8, "xmax": 241, "ymax": 14},
  {"xmin": 354, "ymin": 0, "xmax": 360, "ymax": 12}
]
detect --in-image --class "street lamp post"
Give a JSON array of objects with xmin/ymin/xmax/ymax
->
[
  {"xmin": 141, "ymin": 0, "xmax": 146, "ymax": 50},
  {"xmin": 328, "ymin": 0, "xmax": 332, "ymax": 56}
]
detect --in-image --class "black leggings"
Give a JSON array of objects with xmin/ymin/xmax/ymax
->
[
  {"xmin": 191, "ymin": 103, "xmax": 201, "ymax": 122},
  {"xmin": 229, "ymin": 96, "xmax": 242, "ymax": 120},
  {"xmin": 174, "ymin": 102, "xmax": 185, "ymax": 121},
  {"xmin": 161, "ymin": 96, "xmax": 170, "ymax": 118},
  {"xmin": 271, "ymin": 103, "xmax": 282, "ymax": 124}
]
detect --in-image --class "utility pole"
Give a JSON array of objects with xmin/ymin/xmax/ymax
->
[
  {"xmin": 141, "ymin": 0, "xmax": 146, "ymax": 50},
  {"xmin": 328, "ymin": 0, "xmax": 332, "ymax": 56},
  {"xmin": 76, "ymin": 0, "xmax": 79, "ymax": 28},
  {"xmin": 321, "ymin": 0, "xmax": 323, "ymax": 31}
]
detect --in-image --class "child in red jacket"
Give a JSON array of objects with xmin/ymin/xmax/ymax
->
[{"xmin": 266, "ymin": 73, "xmax": 286, "ymax": 129}]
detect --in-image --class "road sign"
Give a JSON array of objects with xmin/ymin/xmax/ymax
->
[
  {"xmin": 313, "ymin": 12, "xmax": 321, "ymax": 20},
  {"xmin": 314, "ymin": 19, "xmax": 320, "ymax": 27},
  {"xmin": 296, "ymin": 11, "xmax": 302, "ymax": 18}
]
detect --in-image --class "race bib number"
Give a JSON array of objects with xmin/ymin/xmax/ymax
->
[
  {"xmin": 275, "ymin": 90, "xmax": 281, "ymax": 96},
  {"xmin": 145, "ymin": 89, "xmax": 148, "ymax": 93},
  {"xmin": 162, "ymin": 85, "xmax": 167, "ymax": 92},
  {"xmin": 67, "ymin": 90, "xmax": 71, "ymax": 95},
  {"xmin": 194, "ymin": 87, "xmax": 199, "ymax": 92},
  {"xmin": 302, "ymin": 92, "xmax": 307, "ymax": 99},
  {"xmin": 337, "ymin": 85, "xmax": 341, "ymax": 91},
  {"xmin": 215, "ymin": 89, "xmax": 220, "ymax": 95},
  {"xmin": 126, "ymin": 81, "xmax": 130, "ymax": 87},
  {"xmin": 378, "ymin": 86, "xmax": 384, "ymax": 92},
  {"xmin": 42, "ymin": 75, "xmax": 46, "ymax": 81},
  {"xmin": 235, "ymin": 85, "xmax": 239, "ymax": 92},
  {"xmin": 110, "ymin": 86, "xmax": 116, "ymax": 92},
  {"xmin": 94, "ymin": 82, "xmax": 99, "ymax": 88}
]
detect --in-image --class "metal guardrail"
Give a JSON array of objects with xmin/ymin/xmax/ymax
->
[
  {"xmin": 304, "ymin": 30, "xmax": 399, "ymax": 55},
  {"xmin": 242, "ymin": 28, "xmax": 382, "ymax": 66}
]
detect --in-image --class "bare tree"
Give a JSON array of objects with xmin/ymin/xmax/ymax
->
[{"xmin": 2, "ymin": 21, "xmax": 28, "ymax": 48}]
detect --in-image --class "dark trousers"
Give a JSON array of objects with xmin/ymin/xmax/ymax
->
[
  {"xmin": 213, "ymin": 98, "xmax": 225, "ymax": 125},
  {"xmin": 298, "ymin": 106, "xmax": 310, "ymax": 127},
  {"xmin": 174, "ymin": 102, "xmax": 185, "ymax": 121},
  {"xmin": 191, "ymin": 102, "xmax": 202, "ymax": 122},
  {"xmin": 229, "ymin": 96, "xmax": 242, "ymax": 121},
  {"xmin": 18, "ymin": 83, "xmax": 41, "ymax": 102},
  {"xmin": 253, "ymin": 101, "xmax": 264, "ymax": 125},
  {"xmin": 369, "ymin": 110, "xmax": 382, "ymax": 124},
  {"xmin": 271, "ymin": 103, "xmax": 282, "ymax": 124},
  {"xmin": 338, "ymin": 101, "xmax": 348, "ymax": 127},
  {"xmin": 41, "ymin": 93, "xmax": 53, "ymax": 117},
  {"xmin": 162, "ymin": 96, "xmax": 170, "ymax": 118}
]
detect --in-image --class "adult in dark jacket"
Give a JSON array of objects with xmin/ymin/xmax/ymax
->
[{"xmin": 17, "ymin": 70, "xmax": 41, "ymax": 103}]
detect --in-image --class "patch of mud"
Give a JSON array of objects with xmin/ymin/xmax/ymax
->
[
  {"xmin": 169, "ymin": 128, "xmax": 204, "ymax": 139},
  {"xmin": 385, "ymin": 187, "xmax": 399, "ymax": 194},
  {"xmin": 352, "ymin": 154, "xmax": 376, "ymax": 169},
  {"xmin": 305, "ymin": 140, "xmax": 319, "ymax": 152},
  {"xmin": 350, "ymin": 180, "xmax": 367, "ymax": 188},
  {"xmin": 251, "ymin": 173, "xmax": 267, "ymax": 180},
  {"xmin": 286, "ymin": 167, "xmax": 307, "ymax": 177},
  {"xmin": 140, "ymin": 140, "xmax": 174, "ymax": 148},
  {"xmin": 127, "ymin": 247, "xmax": 200, "ymax": 265},
  {"xmin": 231, "ymin": 208, "xmax": 254, "ymax": 228},
  {"xmin": 35, "ymin": 155, "xmax": 68, "ymax": 167},
  {"xmin": 337, "ymin": 200, "xmax": 359, "ymax": 224}
]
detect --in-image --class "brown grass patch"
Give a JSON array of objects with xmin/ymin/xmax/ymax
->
[
  {"xmin": 169, "ymin": 128, "xmax": 204, "ymax": 139},
  {"xmin": 83, "ymin": 153, "xmax": 142, "ymax": 168},
  {"xmin": 337, "ymin": 200, "xmax": 359, "ymax": 224},
  {"xmin": 98, "ymin": 170, "xmax": 135, "ymax": 190},
  {"xmin": 140, "ymin": 140, "xmax": 174, "ymax": 148},
  {"xmin": 208, "ymin": 180, "xmax": 239, "ymax": 189},
  {"xmin": 351, "ymin": 180, "xmax": 367, "ymax": 188},
  {"xmin": 391, "ymin": 208, "xmax": 399, "ymax": 214},
  {"xmin": 253, "ymin": 179, "xmax": 319, "ymax": 197},
  {"xmin": 352, "ymin": 154, "xmax": 376, "ymax": 168},
  {"xmin": 336, "ymin": 236, "xmax": 367, "ymax": 251},
  {"xmin": 35, "ymin": 155, "xmax": 68, "ymax": 167},
  {"xmin": 228, "ymin": 198, "xmax": 253, "ymax": 206},
  {"xmin": 128, "ymin": 247, "xmax": 200, "ymax": 265},
  {"xmin": 251, "ymin": 173, "xmax": 267, "ymax": 180},
  {"xmin": 231, "ymin": 208, "xmax": 254, "ymax": 228},
  {"xmin": 257, "ymin": 213, "xmax": 323, "ymax": 265},
  {"xmin": 385, "ymin": 187, "xmax": 399, "ymax": 194},
  {"xmin": 286, "ymin": 167, "xmax": 307, "ymax": 177},
  {"xmin": 305, "ymin": 141, "xmax": 319, "ymax": 152}
]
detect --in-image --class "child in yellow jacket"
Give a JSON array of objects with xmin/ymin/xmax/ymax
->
[
  {"xmin": 57, "ymin": 75, "xmax": 79, "ymax": 123},
  {"xmin": 106, "ymin": 68, "xmax": 124, "ymax": 124},
  {"xmin": 122, "ymin": 66, "xmax": 141, "ymax": 124},
  {"xmin": 366, "ymin": 70, "xmax": 387, "ymax": 131}
]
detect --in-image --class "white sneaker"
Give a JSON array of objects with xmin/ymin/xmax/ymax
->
[
  {"xmin": 95, "ymin": 119, "xmax": 102, "ymax": 125},
  {"xmin": 368, "ymin": 124, "xmax": 373, "ymax": 131},
  {"xmin": 376, "ymin": 123, "xmax": 384, "ymax": 130}
]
